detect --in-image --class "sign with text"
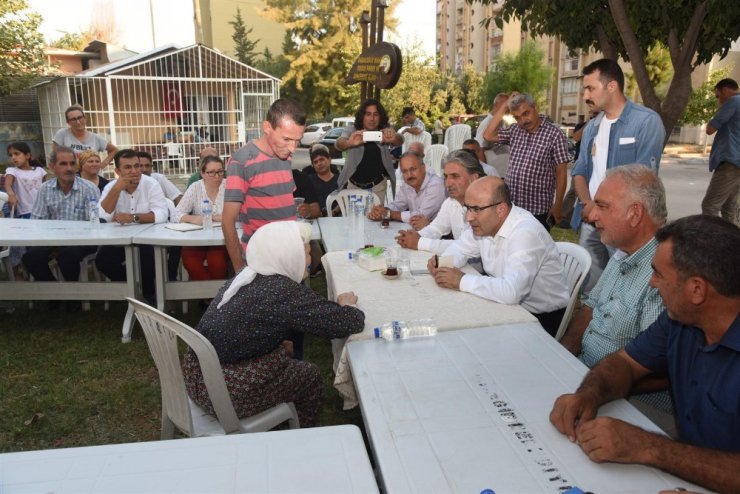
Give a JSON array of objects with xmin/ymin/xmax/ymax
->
[{"xmin": 346, "ymin": 42, "xmax": 402, "ymax": 89}]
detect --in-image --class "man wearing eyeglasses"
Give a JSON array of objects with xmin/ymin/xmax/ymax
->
[
  {"xmin": 52, "ymin": 105, "xmax": 118, "ymax": 167},
  {"xmin": 429, "ymin": 176, "xmax": 569, "ymax": 337}
]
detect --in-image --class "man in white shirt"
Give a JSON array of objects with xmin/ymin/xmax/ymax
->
[
  {"xmin": 137, "ymin": 151, "xmax": 183, "ymax": 205},
  {"xmin": 368, "ymin": 151, "xmax": 445, "ymax": 229},
  {"xmin": 462, "ymin": 139, "xmax": 500, "ymax": 177},
  {"xmin": 429, "ymin": 176, "xmax": 570, "ymax": 336},
  {"xmin": 95, "ymin": 149, "xmax": 168, "ymax": 304},
  {"xmin": 396, "ymin": 150, "xmax": 484, "ymax": 254},
  {"xmin": 476, "ymin": 93, "xmax": 513, "ymax": 177}
]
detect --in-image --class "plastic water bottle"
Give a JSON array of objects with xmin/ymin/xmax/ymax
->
[
  {"xmin": 374, "ymin": 319, "xmax": 438, "ymax": 341},
  {"xmin": 202, "ymin": 199, "xmax": 213, "ymax": 231},
  {"xmin": 88, "ymin": 198, "xmax": 100, "ymax": 229}
]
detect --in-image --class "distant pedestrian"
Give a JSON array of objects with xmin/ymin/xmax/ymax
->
[{"xmin": 702, "ymin": 78, "xmax": 739, "ymax": 226}]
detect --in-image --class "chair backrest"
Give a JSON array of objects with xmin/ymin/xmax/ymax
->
[
  {"xmin": 554, "ymin": 242, "xmax": 592, "ymax": 341},
  {"xmin": 424, "ymin": 144, "xmax": 449, "ymax": 176},
  {"xmin": 326, "ymin": 189, "xmax": 381, "ymax": 217},
  {"xmin": 126, "ymin": 297, "xmax": 242, "ymax": 436},
  {"xmin": 444, "ymin": 124, "xmax": 472, "ymax": 152},
  {"xmin": 401, "ymin": 131, "xmax": 432, "ymax": 153}
]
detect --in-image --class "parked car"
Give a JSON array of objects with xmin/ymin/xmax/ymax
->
[
  {"xmin": 300, "ymin": 122, "xmax": 332, "ymax": 147},
  {"xmin": 331, "ymin": 117, "xmax": 354, "ymax": 128},
  {"xmin": 318, "ymin": 127, "xmax": 346, "ymax": 159}
]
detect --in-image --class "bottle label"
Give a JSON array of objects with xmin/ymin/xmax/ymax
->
[{"xmin": 392, "ymin": 320, "xmax": 402, "ymax": 340}]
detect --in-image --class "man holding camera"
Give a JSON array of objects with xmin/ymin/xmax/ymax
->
[{"xmin": 336, "ymin": 98, "xmax": 403, "ymax": 204}]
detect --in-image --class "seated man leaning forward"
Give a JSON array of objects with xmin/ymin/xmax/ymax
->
[
  {"xmin": 96, "ymin": 149, "xmax": 168, "ymax": 304},
  {"xmin": 367, "ymin": 151, "xmax": 445, "ymax": 230},
  {"xmin": 558, "ymin": 164, "xmax": 674, "ymax": 431},
  {"xmin": 396, "ymin": 149, "xmax": 485, "ymax": 255},
  {"xmin": 184, "ymin": 221, "xmax": 364, "ymax": 427},
  {"xmin": 550, "ymin": 215, "xmax": 740, "ymax": 494},
  {"xmin": 429, "ymin": 176, "xmax": 570, "ymax": 336}
]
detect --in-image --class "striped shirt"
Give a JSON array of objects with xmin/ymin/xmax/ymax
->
[
  {"xmin": 499, "ymin": 116, "xmax": 570, "ymax": 215},
  {"xmin": 580, "ymin": 237, "xmax": 671, "ymax": 412},
  {"xmin": 31, "ymin": 176, "xmax": 100, "ymax": 221},
  {"xmin": 224, "ymin": 142, "xmax": 296, "ymax": 246}
]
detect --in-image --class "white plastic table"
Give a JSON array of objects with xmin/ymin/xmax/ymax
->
[
  {"xmin": 322, "ymin": 249, "xmax": 536, "ymax": 408},
  {"xmin": 132, "ymin": 221, "xmax": 321, "ymax": 315},
  {"xmin": 346, "ymin": 322, "xmax": 703, "ymax": 494},
  {"xmin": 0, "ymin": 425, "xmax": 378, "ymax": 493},
  {"xmin": 0, "ymin": 218, "xmax": 152, "ymax": 341}
]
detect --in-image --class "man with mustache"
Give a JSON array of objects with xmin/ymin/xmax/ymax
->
[
  {"xmin": 480, "ymin": 92, "xmax": 570, "ymax": 232},
  {"xmin": 570, "ymin": 58, "xmax": 665, "ymax": 295}
]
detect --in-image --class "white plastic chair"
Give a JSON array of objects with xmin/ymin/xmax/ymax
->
[
  {"xmin": 127, "ymin": 297, "xmax": 300, "ymax": 439},
  {"xmin": 402, "ymin": 130, "xmax": 432, "ymax": 153},
  {"xmin": 424, "ymin": 144, "xmax": 449, "ymax": 176},
  {"xmin": 554, "ymin": 242, "xmax": 592, "ymax": 341},
  {"xmin": 444, "ymin": 124, "xmax": 472, "ymax": 152},
  {"xmin": 326, "ymin": 189, "xmax": 381, "ymax": 217}
]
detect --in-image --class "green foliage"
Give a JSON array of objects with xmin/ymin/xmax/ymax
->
[
  {"xmin": 681, "ymin": 65, "xmax": 734, "ymax": 126},
  {"xmin": 481, "ymin": 41, "xmax": 553, "ymax": 108},
  {"xmin": 457, "ymin": 64, "xmax": 486, "ymax": 114},
  {"xmin": 0, "ymin": 0, "xmax": 46, "ymax": 96},
  {"xmin": 625, "ymin": 42, "xmax": 673, "ymax": 101},
  {"xmin": 230, "ymin": 7, "xmax": 261, "ymax": 66},
  {"xmin": 49, "ymin": 32, "xmax": 87, "ymax": 51}
]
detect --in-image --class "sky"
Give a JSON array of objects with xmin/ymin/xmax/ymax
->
[{"xmin": 28, "ymin": 0, "xmax": 437, "ymax": 58}]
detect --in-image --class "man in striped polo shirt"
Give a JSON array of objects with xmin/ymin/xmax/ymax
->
[{"xmin": 222, "ymin": 99, "xmax": 307, "ymax": 272}]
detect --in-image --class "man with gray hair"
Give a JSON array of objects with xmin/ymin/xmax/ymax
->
[
  {"xmin": 480, "ymin": 92, "xmax": 570, "ymax": 231},
  {"xmin": 396, "ymin": 150, "xmax": 485, "ymax": 253},
  {"xmin": 559, "ymin": 164, "xmax": 673, "ymax": 432}
]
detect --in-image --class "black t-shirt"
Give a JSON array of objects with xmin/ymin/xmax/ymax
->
[
  {"xmin": 351, "ymin": 143, "xmax": 386, "ymax": 184},
  {"xmin": 308, "ymin": 173, "xmax": 339, "ymax": 215},
  {"xmin": 292, "ymin": 169, "xmax": 319, "ymax": 204}
]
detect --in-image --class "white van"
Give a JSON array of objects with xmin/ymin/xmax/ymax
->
[{"xmin": 331, "ymin": 117, "xmax": 354, "ymax": 128}]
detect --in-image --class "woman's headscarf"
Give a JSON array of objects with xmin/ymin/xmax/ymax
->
[{"xmin": 217, "ymin": 221, "xmax": 311, "ymax": 308}]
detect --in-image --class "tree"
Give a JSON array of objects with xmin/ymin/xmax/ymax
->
[
  {"xmin": 230, "ymin": 7, "xmax": 261, "ymax": 66},
  {"xmin": 480, "ymin": 41, "xmax": 553, "ymax": 108},
  {"xmin": 0, "ymin": 0, "xmax": 46, "ymax": 96},
  {"xmin": 624, "ymin": 42, "xmax": 673, "ymax": 102},
  {"xmin": 457, "ymin": 64, "xmax": 486, "ymax": 114},
  {"xmin": 474, "ymin": 0, "xmax": 740, "ymax": 143},
  {"xmin": 681, "ymin": 65, "xmax": 733, "ymax": 126},
  {"xmin": 262, "ymin": 0, "xmax": 397, "ymax": 118}
]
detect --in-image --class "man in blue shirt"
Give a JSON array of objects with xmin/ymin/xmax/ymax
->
[
  {"xmin": 22, "ymin": 146, "xmax": 100, "ymax": 312},
  {"xmin": 571, "ymin": 59, "xmax": 665, "ymax": 294},
  {"xmin": 702, "ymin": 78, "xmax": 739, "ymax": 226},
  {"xmin": 550, "ymin": 215, "xmax": 740, "ymax": 493}
]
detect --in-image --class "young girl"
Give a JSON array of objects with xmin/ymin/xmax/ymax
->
[{"xmin": 5, "ymin": 142, "xmax": 46, "ymax": 218}]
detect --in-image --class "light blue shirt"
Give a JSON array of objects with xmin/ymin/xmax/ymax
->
[
  {"xmin": 571, "ymin": 100, "xmax": 665, "ymax": 228},
  {"xmin": 580, "ymin": 237, "xmax": 671, "ymax": 412},
  {"xmin": 31, "ymin": 176, "xmax": 100, "ymax": 221},
  {"xmin": 388, "ymin": 171, "xmax": 446, "ymax": 223},
  {"xmin": 708, "ymin": 94, "xmax": 740, "ymax": 171}
]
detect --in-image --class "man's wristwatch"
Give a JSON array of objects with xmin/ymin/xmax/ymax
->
[{"xmin": 132, "ymin": 214, "xmax": 140, "ymax": 224}]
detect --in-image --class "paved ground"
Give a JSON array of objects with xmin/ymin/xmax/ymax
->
[{"xmin": 177, "ymin": 145, "xmax": 713, "ymax": 222}]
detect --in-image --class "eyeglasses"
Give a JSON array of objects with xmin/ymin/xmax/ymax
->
[
  {"xmin": 67, "ymin": 116, "xmax": 85, "ymax": 122},
  {"xmin": 203, "ymin": 170, "xmax": 224, "ymax": 176},
  {"xmin": 463, "ymin": 201, "xmax": 502, "ymax": 214}
]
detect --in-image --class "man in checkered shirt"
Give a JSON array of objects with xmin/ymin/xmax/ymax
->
[
  {"xmin": 559, "ymin": 164, "xmax": 674, "ymax": 435},
  {"xmin": 479, "ymin": 92, "xmax": 570, "ymax": 231}
]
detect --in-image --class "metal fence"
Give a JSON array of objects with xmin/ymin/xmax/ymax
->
[{"xmin": 37, "ymin": 45, "xmax": 279, "ymax": 177}]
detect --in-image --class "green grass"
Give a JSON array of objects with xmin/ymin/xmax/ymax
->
[
  {"xmin": 0, "ymin": 227, "xmax": 577, "ymax": 453},
  {"xmin": 0, "ymin": 274, "xmax": 362, "ymax": 453}
]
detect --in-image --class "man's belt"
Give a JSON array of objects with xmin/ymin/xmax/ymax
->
[{"xmin": 350, "ymin": 176, "xmax": 386, "ymax": 189}]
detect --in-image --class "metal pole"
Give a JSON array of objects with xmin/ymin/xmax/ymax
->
[
  {"xmin": 361, "ymin": 11, "xmax": 371, "ymax": 103},
  {"xmin": 374, "ymin": 1, "xmax": 387, "ymax": 100}
]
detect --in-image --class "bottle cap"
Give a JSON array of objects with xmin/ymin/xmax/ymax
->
[{"xmin": 374, "ymin": 327, "xmax": 380, "ymax": 338}]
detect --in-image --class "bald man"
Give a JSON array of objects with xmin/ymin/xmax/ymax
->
[{"xmin": 429, "ymin": 176, "xmax": 569, "ymax": 336}]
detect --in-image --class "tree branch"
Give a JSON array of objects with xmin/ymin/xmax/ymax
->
[{"xmin": 595, "ymin": 23, "xmax": 617, "ymax": 60}]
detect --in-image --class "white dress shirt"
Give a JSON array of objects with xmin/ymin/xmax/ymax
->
[
  {"xmin": 481, "ymin": 162, "xmax": 500, "ymax": 177},
  {"xmin": 417, "ymin": 198, "xmax": 468, "ymax": 255},
  {"xmin": 388, "ymin": 171, "xmax": 446, "ymax": 223},
  {"xmin": 442, "ymin": 205, "xmax": 569, "ymax": 314},
  {"xmin": 172, "ymin": 179, "xmax": 225, "ymax": 223},
  {"xmin": 151, "ymin": 172, "xmax": 183, "ymax": 201},
  {"xmin": 98, "ymin": 174, "xmax": 169, "ymax": 223}
]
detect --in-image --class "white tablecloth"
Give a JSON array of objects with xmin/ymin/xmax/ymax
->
[
  {"xmin": 318, "ymin": 216, "xmax": 405, "ymax": 252},
  {"xmin": 323, "ymin": 250, "xmax": 536, "ymax": 408},
  {"xmin": 347, "ymin": 323, "xmax": 702, "ymax": 493}
]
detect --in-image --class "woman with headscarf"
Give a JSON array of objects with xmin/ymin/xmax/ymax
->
[{"xmin": 183, "ymin": 221, "xmax": 363, "ymax": 426}]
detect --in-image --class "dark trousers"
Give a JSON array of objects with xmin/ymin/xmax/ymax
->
[
  {"xmin": 167, "ymin": 246, "xmax": 181, "ymax": 281},
  {"xmin": 533, "ymin": 213, "xmax": 553, "ymax": 232},
  {"xmin": 22, "ymin": 245, "xmax": 98, "ymax": 282},
  {"xmin": 96, "ymin": 245, "xmax": 156, "ymax": 301},
  {"xmin": 532, "ymin": 307, "xmax": 566, "ymax": 338}
]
